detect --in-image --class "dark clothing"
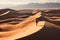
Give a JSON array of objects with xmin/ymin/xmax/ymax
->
[{"xmin": 17, "ymin": 26, "xmax": 60, "ymax": 40}]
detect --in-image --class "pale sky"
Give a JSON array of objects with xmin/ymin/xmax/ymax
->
[
  {"xmin": 0, "ymin": 0, "xmax": 59, "ymax": 5},
  {"xmin": 0, "ymin": 0, "xmax": 59, "ymax": 9}
]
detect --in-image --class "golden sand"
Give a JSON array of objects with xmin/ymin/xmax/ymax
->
[{"xmin": 0, "ymin": 20, "xmax": 45, "ymax": 40}]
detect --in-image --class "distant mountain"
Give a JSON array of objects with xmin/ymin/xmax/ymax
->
[{"xmin": 12, "ymin": 3, "xmax": 60, "ymax": 9}]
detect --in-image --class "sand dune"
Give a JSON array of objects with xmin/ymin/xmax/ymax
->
[{"xmin": 0, "ymin": 8, "xmax": 60, "ymax": 40}]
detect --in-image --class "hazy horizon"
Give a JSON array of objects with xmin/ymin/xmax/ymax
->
[{"xmin": 0, "ymin": 0, "xmax": 59, "ymax": 9}]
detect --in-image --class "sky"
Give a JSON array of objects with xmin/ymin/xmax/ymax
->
[
  {"xmin": 0, "ymin": 0, "xmax": 59, "ymax": 8},
  {"xmin": 0, "ymin": 0, "xmax": 59, "ymax": 5}
]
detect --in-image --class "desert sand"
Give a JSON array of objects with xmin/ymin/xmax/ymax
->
[{"xmin": 0, "ymin": 8, "xmax": 60, "ymax": 40}]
